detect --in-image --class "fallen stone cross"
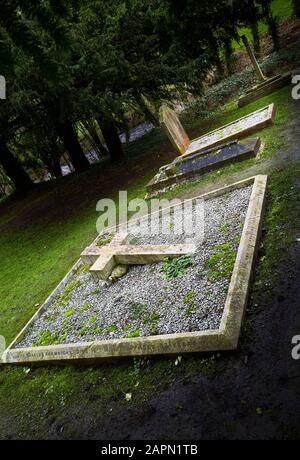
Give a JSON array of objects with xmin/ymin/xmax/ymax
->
[{"xmin": 82, "ymin": 232, "xmax": 196, "ymax": 280}]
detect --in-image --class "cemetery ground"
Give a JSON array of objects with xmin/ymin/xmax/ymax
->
[{"xmin": 0, "ymin": 85, "xmax": 300, "ymax": 439}]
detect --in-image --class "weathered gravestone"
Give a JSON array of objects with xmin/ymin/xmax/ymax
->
[
  {"xmin": 147, "ymin": 138, "xmax": 261, "ymax": 195},
  {"xmin": 160, "ymin": 104, "xmax": 275, "ymax": 157},
  {"xmin": 241, "ymin": 35, "xmax": 266, "ymax": 83},
  {"xmin": 159, "ymin": 105, "xmax": 191, "ymax": 154},
  {"xmin": 238, "ymin": 35, "xmax": 291, "ymax": 108}
]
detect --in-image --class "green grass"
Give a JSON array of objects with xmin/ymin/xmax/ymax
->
[
  {"xmin": 0, "ymin": 82, "xmax": 298, "ymax": 438},
  {"xmin": 233, "ymin": 0, "xmax": 294, "ymax": 51}
]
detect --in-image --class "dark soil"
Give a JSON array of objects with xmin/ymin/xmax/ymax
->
[{"xmin": 91, "ymin": 245, "xmax": 300, "ymax": 440}]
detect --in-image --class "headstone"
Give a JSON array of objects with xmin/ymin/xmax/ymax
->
[
  {"xmin": 159, "ymin": 105, "xmax": 191, "ymax": 155},
  {"xmin": 242, "ymin": 35, "xmax": 266, "ymax": 83},
  {"xmin": 238, "ymin": 35, "xmax": 291, "ymax": 108},
  {"xmin": 147, "ymin": 138, "xmax": 261, "ymax": 195}
]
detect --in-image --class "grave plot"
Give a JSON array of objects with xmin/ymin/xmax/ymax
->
[
  {"xmin": 1, "ymin": 175, "xmax": 267, "ymax": 365},
  {"xmin": 146, "ymin": 138, "xmax": 261, "ymax": 195},
  {"xmin": 184, "ymin": 104, "xmax": 275, "ymax": 157},
  {"xmin": 160, "ymin": 103, "xmax": 275, "ymax": 157},
  {"xmin": 238, "ymin": 73, "xmax": 291, "ymax": 108}
]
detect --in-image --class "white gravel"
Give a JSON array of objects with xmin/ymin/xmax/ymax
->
[
  {"xmin": 186, "ymin": 106, "xmax": 269, "ymax": 154},
  {"xmin": 16, "ymin": 185, "xmax": 253, "ymax": 348}
]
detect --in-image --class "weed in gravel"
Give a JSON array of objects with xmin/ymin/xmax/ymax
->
[
  {"xmin": 127, "ymin": 328, "xmax": 141, "ymax": 338},
  {"xmin": 64, "ymin": 308, "xmax": 75, "ymax": 318},
  {"xmin": 33, "ymin": 330, "xmax": 64, "ymax": 347},
  {"xmin": 183, "ymin": 304, "xmax": 197, "ymax": 316},
  {"xmin": 160, "ymin": 254, "xmax": 193, "ymax": 280},
  {"xmin": 79, "ymin": 303, "xmax": 90, "ymax": 314},
  {"xmin": 97, "ymin": 233, "xmax": 114, "ymax": 247},
  {"xmin": 183, "ymin": 292, "xmax": 194, "ymax": 304},
  {"xmin": 129, "ymin": 303, "xmax": 148, "ymax": 320},
  {"xmin": 204, "ymin": 243, "xmax": 237, "ymax": 280},
  {"xmin": 106, "ymin": 324, "xmax": 118, "ymax": 333}
]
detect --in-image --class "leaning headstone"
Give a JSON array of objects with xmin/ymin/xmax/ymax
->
[
  {"xmin": 160, "ymin": 105, "xmax": 191, "ymax": 155},
  {"xmin": 146, "ymin": 138, "xmax": 261, "ymax": 195},
  {"xmin": 241, "ymin": 35, "xmax": 266, "ymax": 83},
  {"xmin": 238, "ymin": 35, "xmax": 291, "ymax": 108}
]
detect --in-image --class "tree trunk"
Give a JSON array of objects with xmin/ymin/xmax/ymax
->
[
  {"xmin": 50, "ymin": 156, "xmax": 63, "ymax": 178},
  {"xmin": 224, "ymin": 39, "xmax": 234, "ymax": 75},
  {"xmin": 213, "ymin": 47, "xmax": 225, "ymax": 82},
  {"xmin": 58, "ymin": 120, "xmax": 90, "ymax": 172},
  {"xmin": 261, "ymin": 2, "xmax": 280, "ymax": 52},
  {"xmin": 82, "ymin": 120, "xmax": 108, "ymax": 157},
  {"xmin": 0, "ymin": 143, "xmax": 33, "ymax": 193},
  {"xmin": 293, "ymin": 0, "xmax": 300, "ymax": 18},
  {"xmin": 97, "ymin": 113, "xmax": 124, "ymax": 162},
  {"xmin": 268, "ymin": 16, "xmax": 280, "ymax": 52},
  {"xmin": 250, "ymin": 22, "xmax": 261, "ymax": 58}
]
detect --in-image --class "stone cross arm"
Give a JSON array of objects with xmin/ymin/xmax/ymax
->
[{"xmin": 87, "ymin": 240, "xmax": 196, "ymax": 281}]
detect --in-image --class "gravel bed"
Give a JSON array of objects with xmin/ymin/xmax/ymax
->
[{"xmin": 16, "ymin": 185, "xmax": 253, "ymax": 348}]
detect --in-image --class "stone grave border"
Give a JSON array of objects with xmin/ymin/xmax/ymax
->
[
  {"xmin": 1, "ymin": 175, "xmax": 267, "ymax": 365},
  {"xmin": 238, "ymin": 73, "xmax": 291, "ymax": 108},
  {"xmin": 183, "ymin": 104, "xmax": 275, "ymax": 157}
]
